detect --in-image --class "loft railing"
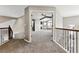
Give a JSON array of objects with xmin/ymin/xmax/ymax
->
[
  {"xmin": 0, "ymin": 26, "xmax": 13, "ymax": 45},
  {"xmin": 56, "ymin": 27, "xmax": 79, "ymax": 53}
]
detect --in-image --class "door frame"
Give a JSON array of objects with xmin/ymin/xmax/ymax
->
[
  {"xmin": 24, "ymin": 6, "xmax": 56, "ymax": 43},
  {"xmin": 30, "ymin": 10, "xmax": 55, "ymax": 42}
]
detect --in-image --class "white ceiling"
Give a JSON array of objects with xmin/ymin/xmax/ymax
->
[
  {"xmin": 0, "ymin": 5, "xmax": 27, "ymax": 18},
  {"xmin": 32, "ymin": 5, "xmax": 79, "ymax": 18},
  {"xmin": 55, "ymin": 5, "xmax": 79, "ymax": 17},
  {"xmin": 0, "ymin": 5, "xmax": 79, "ymax": 18}
]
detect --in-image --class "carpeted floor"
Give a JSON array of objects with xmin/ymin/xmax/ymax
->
[{"xmin": 0, "ymin": 30, "xmax": 66, "ymax": 53}]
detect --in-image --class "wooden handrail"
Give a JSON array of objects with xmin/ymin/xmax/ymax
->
[
  {"xmin": 0, "ymin": 26, "xmax": 13, "ymax": 40},
  {"xmin": 56, "ymin": 27, "xmax": 79, "ymax": 32},
  {"xmin": 0, "ymin": 27, "xmax": 8, "ymax": 29},
  {"xmin": 56, "ymin": 27, "xmax": 79, "ymax": 53}
]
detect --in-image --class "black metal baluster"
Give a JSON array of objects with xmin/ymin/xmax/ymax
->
[
  {"xmin": 65, "ymin": 30, "xmax": 67, "ymax": 49},
  {"xmin": 65, "ymin": 30, "xmax": 68, "ymax": 51},
  {"xmin": 66, "ymin": 30, "xmax": 68, "ymax": 51},
  {"xmin": 64, "ymin": 30, "xmax": 65, "ymax": 48},
  {"xmin": 76, "ymin": 32, "xmax": 78, "ymax": 53},
  {"xmin": 2, "ymin": 29, "xmax": 4, "ymax": 43},
  {"xmin": 70, "ymin": 31, "xmax": 72, "ymax": 53},
  {"xmin": 73, "ymin": 31, "xmax": 75, "ymax": 53},
  {"xmin": 67, "ymin": 31, "xmax": 69, "ymax": 51},
  {"xmin": 1, "ymin": 29, "xmax": 2, "ymax": 44}
]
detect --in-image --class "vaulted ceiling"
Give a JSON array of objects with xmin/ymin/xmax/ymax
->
[
  {"xmin": 0, "ymin": 5, "xmax": 27, "ymax": 18},
  {"xmin": 0, "ymin": 5, "xmax": 79, "ymax": 18}
]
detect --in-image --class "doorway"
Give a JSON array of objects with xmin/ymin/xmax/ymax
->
[{"xmin": 31, "ymin": 11, "xmax": 53, "ymax": 42}]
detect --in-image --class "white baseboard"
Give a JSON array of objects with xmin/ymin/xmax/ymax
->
[
  {"xmin": 24, "ymin": 39, "xmax": 31, "ymax": 43},
  {"xmin": 53, "ymin": 40, "xmax": 68, "ymax": 53}
]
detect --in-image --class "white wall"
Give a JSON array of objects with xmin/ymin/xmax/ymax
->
[
  {"xmin": 13, "ymin": 16, "xmax": 25, "ymax": 39},
  {"xmin": 0, "ymin": 16, "xmax": 16, "ymax": 28},
  {"xmin": 56, "ymin": 10, "xmax": 63, "ymax": 28},
  {"xmin": 0, "ymin": 20, "xmax": 16, "ymax": 28},
  {"xmin": 13, "ymin": 16, "xmax": 25, "ymax": 33},
  {"xmin": 63, "ymin": 16, "xmax": 79, "ymax": 28}
]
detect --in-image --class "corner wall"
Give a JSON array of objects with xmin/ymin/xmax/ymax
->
[
  {"xmin": 25, "ymin": 7, "xmax": 31, "ymax": 42},
  {"xmin": 13, "ymin": 16, "xmax": 25, "ymax": 39}
]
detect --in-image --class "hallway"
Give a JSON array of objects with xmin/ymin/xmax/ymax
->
[
  {"xmin": 0, "ymin": 31, "xmax": 66, "ymax": 53},
  {"xmin": 31, "ymin": 30, "xmax": 66, "ymax": 53}
]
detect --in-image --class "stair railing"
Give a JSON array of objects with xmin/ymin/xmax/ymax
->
[
  {"xmin": 56, "ymin": 27, "xmax": 79, "ymax": 53},
  {"xmin": 0, "ymin": 25, "xmax": 13, "ymax": 45}
]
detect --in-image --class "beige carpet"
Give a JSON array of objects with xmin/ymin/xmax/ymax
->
[
  {"xmin": 28, "ymin": 30, "xmax": 66, "ymax": 53},
  {"xmin": 0, "ymin": 30, "xmax": 66, "ymax": 53}
]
